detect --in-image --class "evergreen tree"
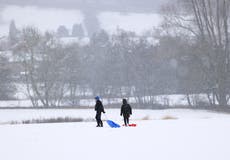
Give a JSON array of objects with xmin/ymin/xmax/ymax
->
[
  {"xmin": 9, "ymin": 20, "xmax": 19, "ymax": 46},
  {"xmin": 72, "ymin": 24, "xmax": 84, "ymax": 38}
]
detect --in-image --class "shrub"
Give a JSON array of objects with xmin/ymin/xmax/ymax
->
[
  {"xmin": 161, "ymin": 115, "xmax": 178, "ymax": 120},
  {"xmin": 141, "ymin": 115, "xmax": 150, "ymax": 120},
  {"xmin": 21, "ymin": 117, "xmax": 84, "ymax": 124}
]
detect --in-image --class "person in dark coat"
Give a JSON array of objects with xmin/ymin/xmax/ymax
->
[
  {"xmin": 94, "ymin": 96, "xmax": 105, "ymax": 127},
  {"xmin": 120, "ymin": 98, "xmax": 132, "ymax": 126}
]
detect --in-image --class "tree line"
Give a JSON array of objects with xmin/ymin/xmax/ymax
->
[{"xmin": 0, "ymin": 0, "xmax": 230, "ymax": 108}]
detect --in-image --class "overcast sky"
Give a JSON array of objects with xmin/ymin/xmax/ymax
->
[{"xmin": 0, "ymin": 0, "xmax": 165, "ymax": 12}]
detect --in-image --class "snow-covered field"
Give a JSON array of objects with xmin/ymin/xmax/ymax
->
[
  {"xmin": 0, "ymin": 94, "xmax": 198, "ymax": 108},
  {"xmin": 0, "ymin": 108, "xmax": 230, "ymax": 160}
]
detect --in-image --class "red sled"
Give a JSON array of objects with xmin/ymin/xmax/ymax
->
[
  {"xmin": 129, "ymin": 123, "xmax": 137, "ymax": 127},
  {"xmin": 122, "ymin": 123, "xmax": 137, "ymax": 127}
]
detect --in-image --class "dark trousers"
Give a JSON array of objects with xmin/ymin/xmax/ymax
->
[
  {"xmin": 123, "ymin": 114, "xmax": 129, "ymax": 126},
  {"xmin": 95, "ymin": 113, "xmax": 103, "ymax": 127}
]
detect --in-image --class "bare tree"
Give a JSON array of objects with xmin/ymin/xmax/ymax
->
[
  {"xmin": 162, "ymin": 0, "xmax": 230, "ymax": 106},
  {"xmin": 15, "ymin": 27, "xmax": 67, "ymax": 107},
  {"xmin": 0, "ymin": 55, "xmax": 15, "ymax": 100}
]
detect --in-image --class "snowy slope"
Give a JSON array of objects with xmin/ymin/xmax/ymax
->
[{"xmin": 0, "ymin": 109, "xmax": 230, "ymax": 160}]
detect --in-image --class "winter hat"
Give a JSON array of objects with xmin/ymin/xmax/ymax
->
[
  {"xmin": 123, "ymin": 98, "xmax": 127, "ymax": 104},
  {"xmin": 95, "ymin": 96, "xmax": 100, "ymax": 100}
]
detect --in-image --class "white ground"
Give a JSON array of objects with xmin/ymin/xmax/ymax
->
[
  {"xmin": 0, "ymin": 109, "xmax": 230, "ymax": 160},
  {"xmin": 0, "ymin": 5, "xmax": 161, "ymax": 36},
  {"xmin": 0, "ymin": 94, "xmax": 194, "ymax": 107}
]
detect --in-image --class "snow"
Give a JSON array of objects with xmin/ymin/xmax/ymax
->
[
  {"xmin": 0, "ymin": 94, "xmax": 200, "ymax": 108},
  {"xmin": 0, "ymin": 4, "xmax": 229, "ymax": 159},
  {"xmin": 0, "ymin": 5, "xmax": 84, "ymax": 35},
  {"xmin": 60, "ymin": 37, "xmax": 90, "ymax": 46},
  {"xmin": 0, "ymin": 108, "xmax": 229, "ymax": 124},
  {"xmin": 0, "ymin": 94, "xmax": 211, "ymax": 108},
  {"xmin": 0, "ymin": 108, "xmax": 229, "ymax": 160},
  {"xmin": 0, "ymin": 5, "xmax": 161, "ymax": 36},
  {"xmin": 99, "ymin": 12, "xmax": 161, "ymax": 34}
]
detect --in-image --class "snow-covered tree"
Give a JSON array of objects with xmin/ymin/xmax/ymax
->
[
  {"xmin": 15, "ymin": 27, "xmax": 68, "ymax": 107},
  {"xmin": 161, "ymin": 0, "xmax": 230, "ymax": 106},
  {"xmin": 72, "ymin": 24, "xmax": 84, "ymax": 38}
]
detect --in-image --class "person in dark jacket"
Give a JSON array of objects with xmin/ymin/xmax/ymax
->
[
  {"xmin": 120, "ymin": 98, "xmax": 132, "ymax": 126},
  {"xmin": 94, "ymin": 96, "xmax": 105, "ymax": 127}
]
